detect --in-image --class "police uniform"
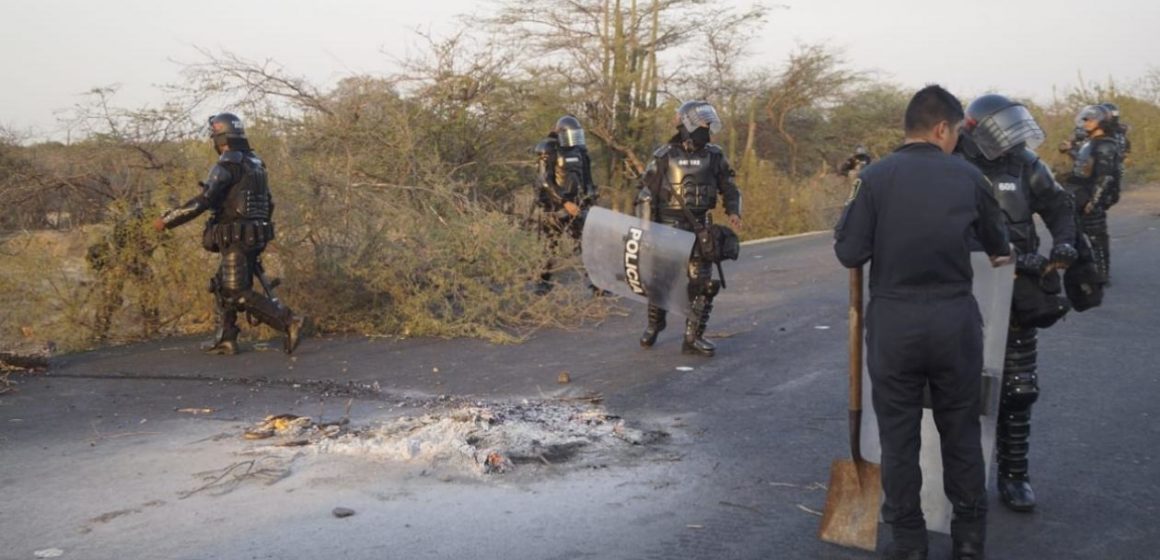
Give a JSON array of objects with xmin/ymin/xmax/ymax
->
[
  {"xmin": 532, "ymin": 117, "xmax": 598, "ymax": 292},
  {"xmin": 1068, "ymin": 135, "xmax": 1121, "ymax": 282},
  {"xmin": 834, "ymin": 142, "xmax": 1010, "ymax": 551},
  {"xmin": 961, "ymin": 145, "xmax": 1078, "ymax": 511},
  {"xmin": 637, "ymin": 132, "xmax": 741, "ymax": 356},
  {"xmin": 159, "ymin": 113, "xmax": 302, "ymax": 354}
]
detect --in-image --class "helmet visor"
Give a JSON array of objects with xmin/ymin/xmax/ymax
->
[
  {"xmin": 679, "ymin": 103, "xmax": 723, "ymax": 135},
  {"xmin": 560, "ymin": 128, "xmax": 586, "ymax": 148},
  {"xmin": 970, "ymin": 104, "xmax": 1044, "ymax": 159},
  {"xmin": 1074, "ymin": 105, "xmax": 1107, "ymax": 127}
]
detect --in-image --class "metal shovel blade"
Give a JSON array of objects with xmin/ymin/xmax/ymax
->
[{"xmin": 818, "ymin": 457, "xmax": 881, "ymax": 551}]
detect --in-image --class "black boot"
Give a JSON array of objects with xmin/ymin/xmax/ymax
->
[
  {"xmin": 997, "ymin": 403, "xmax": 1037, "ymax": 512},
  {"xmin": 882, "ymin": 547, "xmax": 927, "ymax": 560},
  {"xmin": 202, "ymin": 339, "xmax": 238, "ymax": 355},
  {"xmin": 284, "ymin": 315, "xmax": 307, "ymax": 354},
  {"xmin": 998, "ymin": 328, "xmax": 1038, "ymax": 512},
  {"xmin": 681, "ymin": 297, "xmax": 715, "ymax": 357},
  {"xmin": 951, "ymin": 501, "xmax": 986, "ymax": 560},
  {"xmin": 883, "ymin": 526, "xmax": 928, "ymax": 560},
  {"xmin": 203, "ymin": 308, "xmax": 240, "ymax": 355},
  {"xmin": 640, "ymin": 306, "xmax": 666, "ymax": 348},
  {"xmin": 998, "ymin": 476, "xmax": 1036, "ymax": 513}
]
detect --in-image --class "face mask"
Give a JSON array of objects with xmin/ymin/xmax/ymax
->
[{"xmin": 688, "ymin": 127, "xmax": 711, "ymax": 149}]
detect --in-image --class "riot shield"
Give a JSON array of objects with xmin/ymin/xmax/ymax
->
[
  {"xmin": 581, "ymin": 207, "xmax": 696, "ymax": 317},
  {"xmin": 859, "ymin": 252, "xmax": 1014, "ymax": 533}
]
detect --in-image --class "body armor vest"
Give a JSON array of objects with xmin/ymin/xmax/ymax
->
[
  {"xmin": 983, "ymin": 158, "xmax": 1037, "ymax": 254},
  {"xmin": 553, "ymin": 146, "xmax": 586, "ymax": 200},
  {"xmin": 662, "ymin": 146, "xmax": 719, "ymax": 214},
  {"xmin": 217, "ymin": 153, "xmax": 273, "ymax": 224}
]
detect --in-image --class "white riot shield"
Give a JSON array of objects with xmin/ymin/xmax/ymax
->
[
  {"xmin": 581, "ymin": 207, "xmax": 696, "ymax": 317},
  {"xmin": 859, "ymin": 253, "xmax": 1014, "ymax": 533}
]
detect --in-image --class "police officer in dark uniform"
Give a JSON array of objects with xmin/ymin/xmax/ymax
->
[
  {"xmin": 838, "ymin": 145, "xmax": 873, "ymax": 177},
  {"xmin": 532, "ymin": 115, "xmax": 599, "ymax": 294},
  {"xmin": 637, "ymin": 101, "xmax": 742, "ymax": 357},
  {"xmin": 154, "ymin": 113, "xmax": 304, "ymax": 355},
  {"xmin": 835, "ymin": 85, "xmax": 1012, "ymax": 560},
  {"xmin": 1067, "ymin": 104, "xmax": 1122, "ymax": 284},
  {"xmin": 1101, "ymin": 102, "xmax": 1131, "ymax": 167},
  {"xmin": 958, "ymin": 94, "xmax": 1079, "ymax": 512}
]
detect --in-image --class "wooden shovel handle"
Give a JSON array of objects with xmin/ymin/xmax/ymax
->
[{"xmin": 848, "ymin": 266, "xmax": 864, "ymax": 461}]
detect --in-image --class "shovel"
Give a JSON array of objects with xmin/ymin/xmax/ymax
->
[{"xmin": 818, "ymin": 266, "xmax": 881, "ymax": 551}]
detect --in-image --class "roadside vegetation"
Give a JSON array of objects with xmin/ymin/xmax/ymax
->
[{"xmin": 2, "ymin": 0, "xmax": 1158, "ymax": 351}]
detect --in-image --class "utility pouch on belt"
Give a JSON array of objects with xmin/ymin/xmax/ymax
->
[
  {"xmin": 207, "ymin": 221, "xmax": 276, "ymax": 250},
  {"xmin": 711, "ymin": 224, "xmax": 740, "ymax": 261}
]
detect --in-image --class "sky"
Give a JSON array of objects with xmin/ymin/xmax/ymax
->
[{"xmin": 2, "ymin": 0, "xmax": 1157, "ymax": 140}]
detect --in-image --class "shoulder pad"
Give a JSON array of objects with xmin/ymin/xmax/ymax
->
[
  {"xmin": 1026, "ymin": 159, "xmax": 1058, "ymax": 190},
  {"xmin": 704, "ymin": 143, "xmax": 725, "ymax": 154},
  {"xmin": 207, "ymin": 163, "xmax": 232, "ymax": 182},
  {"xmin": 652, "ymin": 144, "xmax": 672, "ymax": 158},
  {"xmin": 1013, "ymin": 147, "xmax": 1039, "ymax": 166},
  {"xmin": 218, "ymin": 151, "xmax": 244, "ymax": 164},
  {"xmin": 1093, "ymin": 139, "xmax": 1119, "ymax": 157}
]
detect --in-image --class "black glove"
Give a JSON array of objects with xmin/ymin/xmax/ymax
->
[
  {"xmin": 1049, "ymin": 244, "xmax": 1078, "ymax": 269},
  {"xmin": 1015, "ymin": 252, "xmax": 1049, "ymax": 276}
]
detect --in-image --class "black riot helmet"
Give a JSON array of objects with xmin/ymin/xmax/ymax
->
[
  {"xmin": 1074, "ymin": 104, "xmax": 1112, "ymax": 134},
  {"xmin": 676, "ymin": 101, "xmax": 723, "ymax": 136},
  {"xmin": 963, "ymin": 94, "xmax": 1045, "ymax": 160},
  {"xmin": 1099, "ymin": 102, "xmax": 1121, "ymax": 128},
  {"xmin": 553, "ymin": 115, "xmax": 585, "ymax": 148},
  {"xmin": 207, "ymin": 112, "xmax": 249, "ymax": 152}
]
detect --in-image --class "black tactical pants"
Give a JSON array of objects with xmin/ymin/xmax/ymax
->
[
  {"xmin": 867, "ymin": 294, "xmax": 987, "ymax": 546},
  {"xmin": 1081, "ymin": 209, "xmax": 1110, "ymax": 282},
  {"xmin": 538, "ymin": 204, "xmax": 585, "ymax": 284},
  {"xmin": 213, "ymin": 244, "xmax": 292, "ymax": 341}
]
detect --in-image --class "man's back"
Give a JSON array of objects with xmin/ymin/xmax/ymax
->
[{"xmin": 835, "ymin": 142, "xmax": 1008, "ymax": 300}]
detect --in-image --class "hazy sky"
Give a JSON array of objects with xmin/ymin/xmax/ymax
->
[{"xmin": 2, "ymin": 0, "xmax": 1157, "ymax": 139}]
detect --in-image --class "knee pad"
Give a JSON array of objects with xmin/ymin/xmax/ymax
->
[
  {"xmin": 1001, "ymin": 370, "xmax": 1039, "ymax": 410},
  {"xmin": 219, "ymin": 251, "xmax": 253, "ymax": 293},
  {"xmin": 1082, "ymin": 212, "xmax": 1107, "ymax": 233},
  {"xmin": 704, "ymin": 279, "xmax": 720, "ymax": 298}
]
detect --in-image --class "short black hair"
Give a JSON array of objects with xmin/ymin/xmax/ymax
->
[{"xmin": 904, "ymin": 84, "xmax": 964, "ymax": 134}]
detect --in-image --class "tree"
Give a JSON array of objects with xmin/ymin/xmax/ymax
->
[
  {"xmin": 762, "ymin": 45, "xmax": 861, "ymax": 176},
  {"xmin": 486, "ymin": 0, "xmax": 767, "ymax": 194}
]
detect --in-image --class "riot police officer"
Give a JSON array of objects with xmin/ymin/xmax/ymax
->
[
  {"xmin": 1067, "ymin": 104, "xmax": 1122, "ymax": 284},
  {"xmin": 637, "ymin": 101, "xmax": 742, "ymax": 357},
  {"xmin": 1100, "ymin": 102, "xmax": 1131, "ymax": 166},
  {"xmin": 1100, "ymin": 102, "xmax": 1131, "ymax": 206},
  {"xmin": 154, "ymin": 113, "xmax": 304, "ymax": 355},
  {"xmin": 959, "ymin": 94, "xmax": 1079, "ymax": 512},
  {"xmin": 838, "ymin": 145, "xmax": 873, "ymax": 177},
  {"xmin": 532, "ymin": 115, "xmax": 599, "ymax": 294}
]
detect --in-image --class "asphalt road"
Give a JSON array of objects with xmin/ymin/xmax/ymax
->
[{"xmin": 2, "ymin": 186, "xmax": 1158, "ymax": 560}]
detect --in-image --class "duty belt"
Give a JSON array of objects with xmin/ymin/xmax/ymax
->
[{"xmin": 209, "ymin": 221, "xmax": 276, "ymax": 247}]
